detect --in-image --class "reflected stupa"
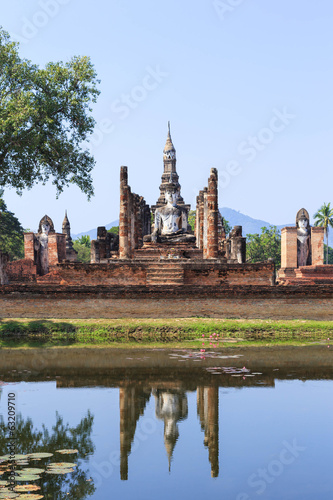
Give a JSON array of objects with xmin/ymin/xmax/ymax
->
[
  {"xmin": 119, "ymin": 386, "xmax": 151, "ymax": 480},
  {"xmin": 153, "ymin": 388, "xmax": 188, "ymax": 471},
  {"xmin": 197, "ymin": 386, "xmax": 219, "ymax": 478}
]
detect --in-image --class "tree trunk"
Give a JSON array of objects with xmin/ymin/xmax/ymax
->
[{"xmin": 326, "ymin": 228, "xmax": 329, "ymax": 265}]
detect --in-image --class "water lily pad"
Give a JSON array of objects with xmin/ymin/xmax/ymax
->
[
  {"xmin": 0, "ymin": 490, "xmax": 19, "ymax": 499},
  {"xmin": 45, "ymin": 468, "xmax": 74, "ymax": 475},
  {"xmin": 27, "ymin": 453, "xmax": 53, "ymax": 459},
  {"xmin": 47, "ymin": 463, "xmax": 76, "ymax": 468},
  {"xmin": 19, "ymin": 469, "xmax": 44, "ymax": 475},
  {"xmin": 15, "ymin": 475, "xmax": 40, "ymax": 481},
  {"xmin": 55, "ymin": 449, "xmax": 78, "ymax": 455},
  {"xmin": 14, "ymin": 485, "xmax": 41, "ymax": 492},
  {"xmin": 3, "ymin": 455, "xmax": 28, "ymax": 462},
  {"xmin": 16, "ymin": 495, "xmax": 44, "ymax": 500}
]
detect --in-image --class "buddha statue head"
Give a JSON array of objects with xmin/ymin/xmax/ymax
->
[
  {"xmin": 38, "ymin": 215, "xmax": 55, "ymax": 236},
  {"xmin": 164, "ymin": 176, "xmax": 179, "ymax": 207},
  {"xmin": 296, "ymin": 208, "xmax": 310, "ymax": 230}
]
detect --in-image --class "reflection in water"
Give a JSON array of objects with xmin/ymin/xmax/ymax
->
[
  {"xmin": 119, "ymin": 387, "xmax": 151, "ymax": 480},
  {"xmin": 0, "ymin": 412, "xmax": 95, "ymax": 499},
  {"xmin": 153, "ymin": 389, "xmax": 188, "ymax": 471},
  {"xmin": 118, "ymin": 384, "xmax": 219, "ymax": 480},
  {"xmin": 197, "ymin": 386, "xmax": 219, "ymax": 478},
  {"xmin": 1, "ymin": 347, "xmax": 333, "ymax": 499}
]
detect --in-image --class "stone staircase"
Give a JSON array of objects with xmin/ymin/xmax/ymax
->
[{"xmin": 146, "ymin": 261, "xmax": 185, "ymax": 286}]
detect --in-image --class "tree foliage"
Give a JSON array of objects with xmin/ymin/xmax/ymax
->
[
  {"xmin": 221, "ymin": 217, "xmax": 232, "ymax": 235},
  {"xmin": 324, "ymin": 245, "xmax": 333, "ymax": 264},
  {"xmin": 246, "ymin": 226, "xmax": 281, "ymax": 268},
  {"xmin": 0, "ymin": 411, "xmax": 95, "ymax": 499},
  {"xmin": 0, "ymin": 28, "xmax": 100, "ymax": 197},
  {"xmin": 187, "ymin": 210, "xmax": 231, "ymax": 235},
  {"xmin": 313, "ymin": 202, "xmax": 333, "ymax": 265},
  {"xmin": 108, "ymin": 226, "xmax": 119, "ymax": 235},
  {"xmin": 188, "ymin": 210, "xmax": 196, "ymax": 231},
  {"xmin": 73, "ymin": 235, "xmax": 91, "ymax": 263},
  {"xmin": 0, "ymin": 190, "xmax": 24, "ymax": 259}
]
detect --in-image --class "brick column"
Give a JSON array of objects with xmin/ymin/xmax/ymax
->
[
  {"xmin": 198, "ymin": 191, "xmax": 204, "ymax": 250},
  {"xmin": 203, "ymin": 190, "xmax": 208, "ymax": 258},
  {"xmin": 133, "ymin": 195, "xmax": 140, "ymax": 250},
  {"xmin": 311, "ymin": 227, "xmax": 325, "ymax": 265},
  {"xmin": 48, "ymin": 233, "xmax": 59, "ymax": 265},
  {"xmin": 281, "ymin": 227, "xmax": 297, "ymax": 268},
  {"xmin": 119, "ymin": 166, "xmax": 130, "ymax": 259},
  {"xmin": 137, "ymin": 197, "xmax": 144, "ymax": 249},
  {"xmin": 206, "ymin": 168, "xmax": 219, "ymax": 259},
  {"xmin": 56, "ymin": 234, "xmax": 66, "ymax": 262},
  {"xmin": 195, "ymin": 195, "xmax": 200, "ymax": 245},
  {"xmin": 24, "ymin": 233, "xmax": 35, "ymax": 261},
  {"xmin": 0, "ymin": 251, "xmax": 9, "ymax": 285},
  {"xmin": 90, "ymin": 240, "xmax": 99, "ymax": 263},
  {"xmin": 128, "ymin": 188, "xmax": 134, "ymax": 257}
]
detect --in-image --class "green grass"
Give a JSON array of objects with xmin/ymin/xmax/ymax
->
[{"xmin": 0, "ymin": 318, "xmax": 332, "ymax": 348}]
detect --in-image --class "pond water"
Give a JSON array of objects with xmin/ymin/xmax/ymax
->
[{"xmin": 0, "ymin": 346, "xmax": 332, "ymax": 500}]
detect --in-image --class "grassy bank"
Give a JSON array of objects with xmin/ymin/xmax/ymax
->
[{"xmin": 0, "ymin": 318, "xmax": 332, "ymax": 348}]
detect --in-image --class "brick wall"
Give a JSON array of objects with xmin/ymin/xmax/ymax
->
[
  {"xmin": 6, "ymin": 259, "xmax": 37, "ymax": 282},
  {"xmin": 1, "ymin": 284, "xmax": 333, "ymax": 320},
  {"xmin": 54, "ymin": 262, "xmax": 147, "ymax": 286},
  {"xmin": 6, "ymin": 259, "xmax": 275, "ymax": 287},
  {"xmin": 183, "ymin": 262, "xmax": 274, "ymax": 286}
]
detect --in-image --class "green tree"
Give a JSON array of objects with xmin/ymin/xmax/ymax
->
[
  {"xmin": 187, "ymin": 210, "xmax": 231, "ymax": 235},
  {"xmin": 221, "ymin": 217, "xmax": 232, "ymax": 235},
  {"xmin": 108, "ymin": 226, "xmax": 119, "ymax": 235},
  {"xmin": 188, "ymin": 210, "xmax": 196, "ymax": 231},
  {"xmin": 246, "ymin": 226, "xmax": 281, "ymax": 268},
  {"xmin": 0, "ymin": 190, "xmax": 24, "ymax": 259},
  {"xmin": 73, "ymin": 235, "xmax": 91, "ymax": 263},
  {"xmin": 75, "ymin": 235, "xmax": 91, "ymax": 247},
  {"xmin": 324, "ymin": 245, "xmax": 333, "ymax": 264},
  {"xmin": 0, "ymin": 411, "xmax": 95, "ymax": 499},
  {"xmin": 313, "ymin": 202, "xmax": 333, "ymax": 264},
  {"xmin": 0, "ymin": 28, "xmax": 100, "ymax": 197}
]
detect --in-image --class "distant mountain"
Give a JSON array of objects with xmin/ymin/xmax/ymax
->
[
  {"xmin": 220, "ymin": 207, "xmax": 333, "ymax": 246},
  {"xmin": 72, "ymin": 219, "xmax": 119, "ymax": 241},
  {"xmin": 72, "ymin": 208, "xmax": 333, "ymax": 246},
  {"xmin": 219, "ymin": 207, "xmax": 291, "ymax": 236}
]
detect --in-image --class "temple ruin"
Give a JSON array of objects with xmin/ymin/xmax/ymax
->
[
  {"xmin": 278, "ymin": 208, "xmax": 332, "ymax": 284},
  {"xmin": 5, "ymin": 124, "xmax": 330, "ymax": 290}
]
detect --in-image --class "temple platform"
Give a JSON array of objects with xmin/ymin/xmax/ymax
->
[
  {"xmin": 134, "ymin": 241, "xmax": 205, "ymax": 261},
  {"xmin": 278, "ymin": 265, "xmax": 333, "ymax": 285}
]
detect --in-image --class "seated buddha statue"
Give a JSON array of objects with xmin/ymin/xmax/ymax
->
[{"xmin": 148, "ymin": 179, "xmax": 195, "ymax": 244}]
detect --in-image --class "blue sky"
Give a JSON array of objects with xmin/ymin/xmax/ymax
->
[{"xmin": 2, "ymin": 0, "xmax": 333, "ymax": 233}]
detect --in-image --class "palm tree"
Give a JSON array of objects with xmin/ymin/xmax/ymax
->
[{"xmin": 313, "ymin": 203, "xmax": 333, "ymax": 264}]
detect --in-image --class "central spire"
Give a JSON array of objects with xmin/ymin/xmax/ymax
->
[
  {"xmin": 163, "ymin": 121, "xmax": 176, "ymax": 159},
  {"xmin": 152, "ymin": 123, "xmax": 190, "ymax": 212}
]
